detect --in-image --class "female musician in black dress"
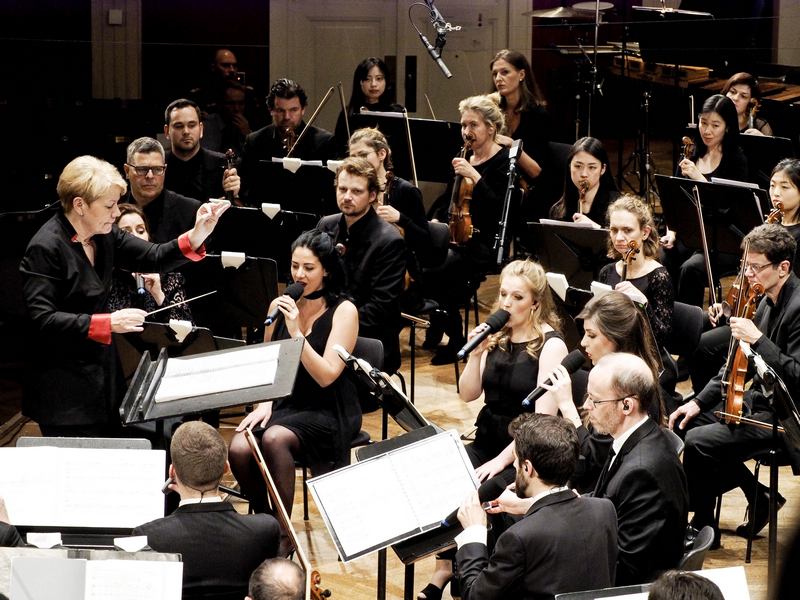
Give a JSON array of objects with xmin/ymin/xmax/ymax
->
[
  {"xmin": 598, "ymin": 195, "xmax": 673, "ymax": 350},
  {"xmin": 549, "ymin": 136, "xmax": 619, "ymax": 228},
  {"xmin": 427, "ymin": 94, "xmax": 511, "ymax": 364},
  {"xmin": 19, "ymin": 155, "xmax": 225, "ymax": 437},
  {"xmin": 347, "ymin": 127, "xmax": 431, "ymax": 266},
  {"xmin": 420, "ymin": 259, "xmax": 567, "ymax": 600},
  {"xmin": 106, "ymin": 204, "xmax": 193, "ymax": 323},
  {"xmin": 722, "ymin": 72, "xmax": 773, "ymax": 136},
  {"xmin": 663, "ymin": 94, "xmax": 749, "ymax": 306},
  {"xmin": 334, "ymin": 57, "xmax": 403, "ymax": 154},
  {"xmin": 229, "ymin": 229, "xmax": 361, "ymax": 515}
]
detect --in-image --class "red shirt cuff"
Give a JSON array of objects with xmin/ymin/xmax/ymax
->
[
  {"xmin": 88, "ymin": 314, "xmax": 112, "ymax": 345},
  {"xmin": 178, "ymin": 232, "xmax": 206, "ymax": 261}
]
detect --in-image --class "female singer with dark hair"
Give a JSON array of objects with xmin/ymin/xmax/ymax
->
[
  {"xmin": 722, "ymin": 72, "xmax": 773, "ymax": 136},
  {"xmin": 489, "ymin": 49, "xmax": 548, "ymax": 182},
  {"xmin": 19, "ymin": 155, "xmax": 225, "ymax": 437},
  {"xmin": 663, "ymin": 94, "xmax": 749, "ymax": 306},
  {"xmin": 347, "ymin": 127, "xmax": 431, "ymax": 266},
  {"xmin": 229, "ymin": 229, "xmax": 361, "ymax": 516},
  {"xmin": 548, "ymin": 136, "xmax": 619, "ymax": 228},
  {"xmin": 106, "ymin": 204, "xmax": 193, "ymax": 323},
  {"xmin": 598, "ymin": 195, "xmax": 673, "ymax": 350},
  {"xmin": 419, "ymin": 258, "xmax": 566, "ymax": 600},
  {"xmin": 334, "ymin": 57, "xmax": 403, "ymax": 155},
  {"xmin": 426, "ymin": 94, "xmax": 511, "ymax": 364}
]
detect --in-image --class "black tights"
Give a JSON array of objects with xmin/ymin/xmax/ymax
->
[{"xmin": 229, "ymin": 425, "xmax": 301, "ymax": 515}]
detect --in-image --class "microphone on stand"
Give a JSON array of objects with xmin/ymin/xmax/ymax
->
[
  {"xmin": 739, "ymin": 341, "xmax": 776, "ymax": 386},
  {"xmin": 418, "ymin": 32, "xmax": 452, "ymax": 79},
  {"xmin": 521, "ymin": 350, "xmax": 587, "ymax": 410},
  {"xmin": 263, "ymin": 282, "xmax": 306, "ymax": 326},
  {"xmin": 455, "ymin": 310, "xmax": 510, "ymax": 360}
]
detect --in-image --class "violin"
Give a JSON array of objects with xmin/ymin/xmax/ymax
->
[
  {"xmin": 748, "ymin": 98, "xmax": 762, "ymax": 131},
  {"xmin": 621, "ymin": 239, "xmax": 640, "ymax": 281},
  {"xmin": 720, "ymin": 243, "xmax": 765, "ymax": 426},
  {"xmin": 578, "ymin": 180, "xmax": 590, "ymax": 215},
  {"xmin": 448, "ymin": 136, "xmax": 476, "ymax": 245},
  {"xmin": 681, "ymin": 136, "xmax": 695, "ymax": 162},
  {"xmin": 766, "ymin": 200, "xmax": 784, "ymax": 225},
  {"xmin": 280, "ymin": 126, "xmax": 297, "ymax": 155}
]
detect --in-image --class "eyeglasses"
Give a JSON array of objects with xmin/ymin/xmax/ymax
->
[
  {"xmin": 126, "ymin": 164, "xmax": 166, "ymax": 176},
  {"xmin": 583, "ymin": 393, "xmax": 634, "ymax": 407},
  {"xmin": 743, "ymin": 262, "xmax": 775, "ymax": 274}
]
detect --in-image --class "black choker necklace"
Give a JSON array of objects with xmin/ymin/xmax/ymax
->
[{"xmin": 303, "ymin": 288, "xmax": 326, "ymax": 300}]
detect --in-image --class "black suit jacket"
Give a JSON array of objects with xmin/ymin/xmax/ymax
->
[
  {"xmin": 593, "ymin": 418, "xmax": 688, "ymax": 585},
  {"xmin": 133, "ymin": 501, "xmax": 280, "ymax": 600},
  {"xmin": 123, "ymin": 189, "xmax": 201, "ymax": 243},
  {"xmin": 317, "ymin": 208, "xmax": 406, "ymax": 372},
  {"xmin": 456, "ymin": 490, "xmax": 618, "ymax": 600},
  {"xmin": 165, "ymin": 147, "xmax": 227, "ymax": 202}
]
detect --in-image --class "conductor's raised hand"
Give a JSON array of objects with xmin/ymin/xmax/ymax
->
[
  {"xmin": 188, "ymin": 201, "xmax": 229, "ymax": 250},
  {"xmin": 110, "ymin": 308, "xmax": 147, "ymax": 333}
]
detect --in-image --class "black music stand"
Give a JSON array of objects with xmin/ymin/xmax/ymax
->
[
  {"xmin": 119, "ymin": 338, "xmax": 303, "ymax": 425},
  {"xmin": 350, "ymin": 113, "xmax": 462, "ymax": 183},
  {"xmin": 630, "ymin": 6, "xmax": 715, "ymax": 68},
  {"xmin": 250, "ymin": 160, "xmax": 336, "ymax": 216},
  {"xmin": 185, "ymin": 255, "xmax": 278, "ymax": 340},
  {"xmin": 526, "ymin": 222, "xmax": 611, "ymax": 289},
  {"xmin": 656, "ymin": 175, "xmax": 769, "ymax": 266},
  {"xmin": 736, "ymin": 134, "xmax": 795, "ymax": 191}
]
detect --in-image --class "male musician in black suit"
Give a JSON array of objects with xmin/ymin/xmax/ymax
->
[
  {"xmin": 670, "ymin": 224, "xmax": 800, "ymax": 544},
  {"xmin": 238, "ymin": 78, "xmax": 335, "ymax": 205},
  {"xmin": 455, "ymin": 413, "xmax": 618, "ymax": 600},
  {"xmin": 317, "ymin": 157, "xmax": 406, "ymax": 374},
  {"xmin": 247, "ymin": 558, "xmax": 305, "ymax": 600},
  {"xmin": 133, "ymin": 421, "xmax": 280, "ymax": 600},
  {"xmin": 163, "ymin": 98, "xmax": 240, "ymax": 203},
  {"xmin": 121, "ymin": 137, "xmax": 202, "ymax": 242}
]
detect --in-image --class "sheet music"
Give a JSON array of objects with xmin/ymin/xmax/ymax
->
[
  {"xmin": 155, "ymin": 343, "xmax": 279, "ymax": 403},
  {"xmin": 307, "ymin": 430, "xmax": 478, "ymax": 561},
  {"xmin": 85, "ymin": 560, "xmax": 182, "ymax": 600},
  {"xmin": 0, "ymin": 447, "xmax": 165, "ymax": 528}
]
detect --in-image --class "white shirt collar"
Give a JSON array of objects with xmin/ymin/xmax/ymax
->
[
  {"xmin": 178, "ymin": 495, "xmax": 223, "ymax": 507},
  {"xmin": 610, "ymin": 415, "xmax": 649, "ymax": 465}
]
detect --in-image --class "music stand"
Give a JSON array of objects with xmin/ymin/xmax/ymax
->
[
  {"xmin": 656, "ymin": 176, "xmax": 769, "ymax": 268},
  {"xmin": 526, "ymin": 222, "xmax": 611, "ymax": 289},
  {"xmin": 630, "ymin": 6, "xmax": 715, "ymax": 68},
  {"xmin": 249, "ymin": 160, "xmax": 336, "ymax": 216},
  {"xmin": 736, "ymin": 134, "xmax": 795, "ymax": 191},
  {"xmin": 350, "ymin": 113, "xmax": 462, "ymax": 183},
  {"xmin": 119, "ymin": 338, "xmax": 303, "ymax": 424}
]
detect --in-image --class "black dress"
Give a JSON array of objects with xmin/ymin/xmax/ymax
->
[
  {"xmin": 106, "ymin": 271, "xmax": 193, "ymax": 323},
  {"xmin": 265, "ymin": 298, "xmax": 361, "ymax": 470},
  {"xmin": 468, "ymin": 331, "xmax": 563, "ymax": 465}
]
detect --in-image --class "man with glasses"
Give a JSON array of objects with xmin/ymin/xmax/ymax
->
[
  {"xmin": 670, "ymin": 223, "xmax": 800, "ymax": 545},
  {"xmin": 122, "ymin": 137, "xmax": 201, "ymax": 242}
]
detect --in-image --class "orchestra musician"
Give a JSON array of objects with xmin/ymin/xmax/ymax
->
[
  {"xmin": 229, "ymin": 229, "xmax": 361, "ymax": 517},
  {"xmin": 106, "ymin": 204, "xmax": 193, "ymax": 323},
  {"xmin": 598, "ymin": 195, "xmax": 674, "ymax": 352},
  {"xmin": 548, "ymin": 136, "xmax": 619, "ymax": 228},
  {"xmin": 722, "ymin": 72, "xmax": 773, "ymax": 136},
  {"xmin": 419, "ymin": 259, "xmax": 567, "ymax": 600},
  {"xmin": 347, "ymin": 127, "xmax": 431, "ymax": 267},
  {"xmin": 663, "ymin": 95, "xmax": 748, "ymax": 307},
  {"xmin": 670, "ymin": 224, "xmax": 800, "ymax": 545},
  {"xmin": 19, "ymin": 155, "xmax": 226, "ymax": 438},
  {"xmin": 334, "ymin": 57, "xmax": 403, "ymax": 155},
  {"xmin": 426, "ymin": 95, "xmax": 512, "ymax": 364}
]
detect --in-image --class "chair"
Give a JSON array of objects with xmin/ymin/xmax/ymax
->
[
  {"xmin": 300, "ymin": 336, "xmax": 381, "ymax": 521},
  {"xmin": 666, "ymin": 301, "xmax": 705, "ymax": 359},
  {"xmin": 663, "ymin": 428, "xmax": 685, "ymax": 456},
  {"xmin": 678, "ymin": 525, "xmax": 715, "ymax": 570},
  {"xmin": 744, "ymin": 448, "xmax": 791, "ymax": 563}
]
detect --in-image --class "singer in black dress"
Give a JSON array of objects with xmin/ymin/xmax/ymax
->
[
  {"xmin": 419, "ymin": 259, "xmax": 566, "ymax": 600},
  {"xmin": 229, "ymin": 230, "xmax": 361, "ymax": 516}
]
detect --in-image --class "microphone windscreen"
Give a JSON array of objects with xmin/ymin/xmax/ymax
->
[
  {"xmin": 284, "ymin": 281, "xmax": 306, "ymax": 300},
  {"xmin": 485, "ymin": 309, "xmax": 510, "ymax": 332},
  {"xmin": 562, "ymin": 349, "xmax": 588, "ymax": 374}
]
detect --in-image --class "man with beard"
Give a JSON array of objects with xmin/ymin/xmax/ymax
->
[{"xmin": 453, "ymin": 413, "xmax": 618, "ymax": 599}]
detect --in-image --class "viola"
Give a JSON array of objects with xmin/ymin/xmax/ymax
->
[
  {"xmin": 448, "ymin": 136, "xmax": 476, "ymax": 245},
  {"xmin": 578, "ymin": 179, "xmax": 590, "ymax": 215},
  {"xmin": 620, "ymin": 239, "xmax": 640, "ymax": 282},
  {"xmin": 681, "ymin": 136, "xmax": 695, "ymax": 162}
]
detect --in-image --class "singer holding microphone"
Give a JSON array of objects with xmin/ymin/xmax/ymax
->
[
  {"xmin": 19, "ymin": 155, "xmax": 226, "ymax": 438},
  {"xmin": 419, "ymin": 259, "xmax": 566, "ymax": 600},
  {"xmin": 106, "ymin": 204, "xmax": 193, "ymax": 323},
  {"xmin": 229, "ymin": 229, "xmax": 361, "ymax": 519}
]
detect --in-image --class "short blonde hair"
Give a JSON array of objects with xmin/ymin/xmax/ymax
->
[
  {"xmin": 458, "ymin": 94, "xmax": 505, "ymax": 139},
  {"xmin": 57, "ymin": 155, "xmax": 127, "ymax": 213}
]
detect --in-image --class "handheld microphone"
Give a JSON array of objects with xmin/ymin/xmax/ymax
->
[
  {"xmin": 264, "ymin": 282, "xmax": 306, "ymax": 326},
  {"xmin": 521, "ymin": 350, "xmax": 587, "ymax": 410},
  {"xmin": 440, "ymin": 470, "xmax": 515, "ymax": 527},
  {"xmin": 135, "ymin": 274, "xmax": 146, "ymax": 295},
  {"xmin": 455, "ymin": 310, "xmax": 510, "ymax": 360}
]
